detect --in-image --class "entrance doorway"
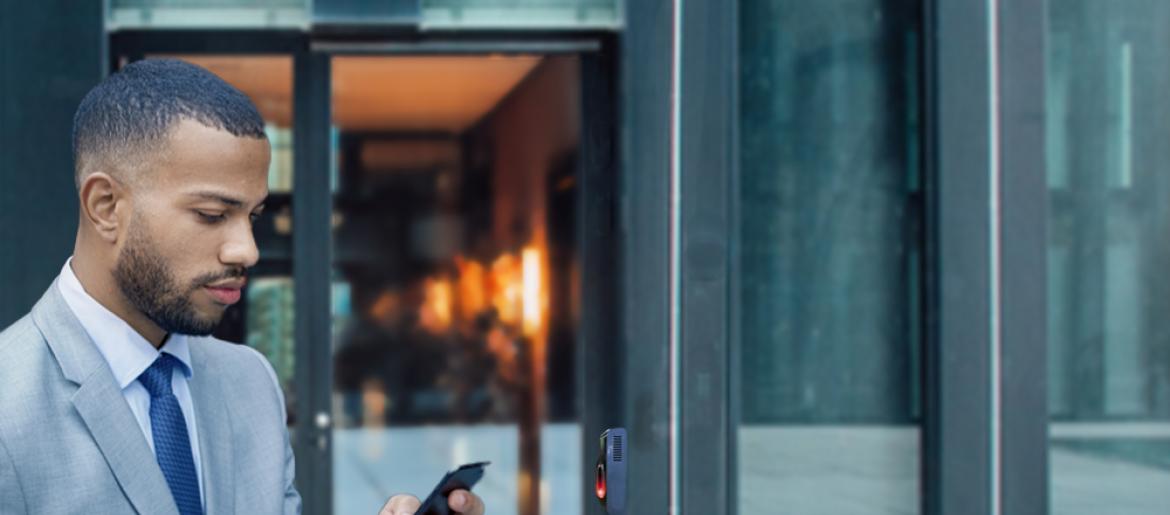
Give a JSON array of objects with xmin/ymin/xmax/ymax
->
[
  {"xmin": 140, "ymin": 41, "xmax": 618, "ymax": 515},
  {"xmin": 325, "ymin": 54, "xmax": 584, "ymax": 515}
]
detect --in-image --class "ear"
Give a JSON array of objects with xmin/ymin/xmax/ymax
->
[{"xmin": 79, "ymin": 172, "xmax": 127, "ymax": 244}]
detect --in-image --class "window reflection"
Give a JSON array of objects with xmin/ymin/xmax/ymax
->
[
  {"xmin": 108, "ymin": 0, "xmax": 307, "ymax": 29},
  {"xmin": 419, "ymin": 0, "xmax": 619, "ymax": 28},
  {"xmin": 1047, "ymin": 2, "xmax": 1170, "ymax": 513},
  {"xmin": 738, "ymin": 1, "xmax": 922, "ymax": 513},
  {"xmin": 329, "ymin": 56, "xmax": 583, "ymax": 515}
]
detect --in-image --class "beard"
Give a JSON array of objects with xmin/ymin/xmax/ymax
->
[{"xmin": 113, "ymin": 220, "xmax": 243, "ymax": 336}]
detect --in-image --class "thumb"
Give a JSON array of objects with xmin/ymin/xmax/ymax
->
[{"xmin": 380, "ymin": 494, "xmax": 421, "ymax": 515}]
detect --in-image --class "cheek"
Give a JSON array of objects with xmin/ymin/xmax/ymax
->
[{"xmin": 154, "ymin": 221, "xmax": 224, "ymax": 277}]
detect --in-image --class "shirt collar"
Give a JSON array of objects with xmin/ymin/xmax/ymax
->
[{"xmin": 57, "ymin": 258, "xmax": 194, "ymax": 390}]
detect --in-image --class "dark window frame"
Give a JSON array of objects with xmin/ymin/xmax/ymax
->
[{"xmin": 925, "ymin": 1, "xmax": 1048, "ymax": 514}]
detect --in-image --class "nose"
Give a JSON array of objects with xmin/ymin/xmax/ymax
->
[{"xmin": 219, "ymin": 218, "xmax": 260, "ymax": 269}]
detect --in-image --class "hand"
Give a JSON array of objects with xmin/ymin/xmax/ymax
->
[{"xmin": 379, "ymin": 489, "xmax": 484, "ymax": 515}]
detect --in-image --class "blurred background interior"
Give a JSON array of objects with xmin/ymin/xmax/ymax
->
[
  {"xmin": 193, "ymin": 52, "xmax": 588, "ymax": 515},
  {"xmin": 1, "ymin": 1, "xmax": 1169, "ymax": 514}
]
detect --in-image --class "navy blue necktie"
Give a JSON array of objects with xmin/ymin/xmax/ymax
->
[{"xmin": 138, "ymin": 354, "xmax": 203, "ymax": 515}]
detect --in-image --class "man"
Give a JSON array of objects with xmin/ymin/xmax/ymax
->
[{"xmin": 0, "ymin": 59, "xmax": 483, "ymax": 515}]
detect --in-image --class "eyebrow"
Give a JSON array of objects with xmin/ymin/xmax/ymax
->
[{"xmin": 187, "ymin": 192, "xmax": 267, "ymax": 210}]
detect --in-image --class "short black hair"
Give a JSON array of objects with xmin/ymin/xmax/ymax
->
[{"xmin": 71, "ymin": 58, "xmax": 267, "ymax": 187}]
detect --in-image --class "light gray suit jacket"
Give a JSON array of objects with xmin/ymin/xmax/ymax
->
[{"xmin": 0, "ymin": 282, "xmax": 302, "ymax": 514}]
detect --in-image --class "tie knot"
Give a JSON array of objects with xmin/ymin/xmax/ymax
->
[{"xmin": 138, "ymin": 353, "xmax": 180, "ymax": 398}]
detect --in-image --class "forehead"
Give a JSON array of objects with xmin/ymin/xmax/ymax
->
[{"xmin": 149, "ymin": 118, "xmax": 269, "ymax": 200}]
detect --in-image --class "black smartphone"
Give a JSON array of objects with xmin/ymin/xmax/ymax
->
[{"xmin": 413, "ymin": 462, "xmax": 491, "ymax": 515}]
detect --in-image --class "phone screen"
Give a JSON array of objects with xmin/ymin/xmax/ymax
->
[{"xmin": 413, "ymin": 462, "xmax": 490, "ymax": 515}]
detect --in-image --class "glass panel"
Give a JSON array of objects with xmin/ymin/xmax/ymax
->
[
  {"xmin": 329, "ymin": 55, "xmax": 583, "ymax": 515},
  {"xmin": 1047, "ymin": 2, "xmax": 1170, "ymax": 513},
  {"xmin": 313, "ymin": 0, "xmax": 420, "ymax": 24},
  {"xmin": 144, "ymin": 55, "xmax": 299, "ymax": 423},
  {"xmin": 737, "ymin": 1, "xmax": 922, "ymax": 514},
  {"xmin": 108, "ymin": 0, "xmax": 308, "ymax": 29},
  {"xmin": 419, "ymin": 0, "xmax": 618, "ymax": 29},
  {"xmin": 109, "ymin": 0, "xmax": 618, "ymax": 29}
]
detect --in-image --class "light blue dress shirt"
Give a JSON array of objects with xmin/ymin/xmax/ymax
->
[{"xmin": 56, "ymin": 258, "xmax": 205, "ymax": 503}]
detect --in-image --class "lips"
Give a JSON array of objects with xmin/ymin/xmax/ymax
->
[
  {"xmin": 204, "ymin": 286, "xmax": 241, "ymax": 305},
  {"xmin": 204, "ymin": 278, "xmax": 246, "ymax": 305}
]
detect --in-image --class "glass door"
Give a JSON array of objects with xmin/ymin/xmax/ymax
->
[
  {"xmin": 321, "ymin": 50, "xmax": 616, "ymax": 515},
  {"xmin": 733, "ymin": 1, "xmax": 925, "ymax": 513}
]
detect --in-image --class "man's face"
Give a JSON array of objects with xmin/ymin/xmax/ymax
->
[{"xmin": 113, "ymin": 119, "xmax": 270, "ymax": 336}]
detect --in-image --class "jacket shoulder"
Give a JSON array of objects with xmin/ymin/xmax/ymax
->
[
  {"xmin": 190, "ymin": 337, "xmax": 285, "ymax": 403},
  {"xmin": 0, "ymin": 314, "xmax": 49, "ymax": 382},
  {"xmin": 0, "ymin": 314, "xmax": 39, "ymax": 354},
  {"xmin": 0, "ymin": 312, "xmax": 71, "ymax": 439},
  {"xmin": 191, "ymin": 337, "xmax": 274, "ymax": 375}
]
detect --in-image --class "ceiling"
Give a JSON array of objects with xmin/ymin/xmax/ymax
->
[{"xmin": 165, "ymin": 55, "xmax": 543, "ymax": 133}]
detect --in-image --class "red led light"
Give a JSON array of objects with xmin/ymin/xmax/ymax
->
[{"xmin": 595, "ymin": 464, "xmax": 607, "ymax": 500}]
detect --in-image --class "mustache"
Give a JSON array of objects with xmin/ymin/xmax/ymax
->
[{"xmin": 190, "ymin": 268, "xmax": 247, "ymax": 287}]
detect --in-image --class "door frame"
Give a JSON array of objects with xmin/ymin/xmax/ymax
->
[{"xmin": 108, "ymin": 28, "xmax": 624, "ymax": 515}]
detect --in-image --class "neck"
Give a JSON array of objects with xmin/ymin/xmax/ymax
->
[{"xmin": 70, "ymin": 246, "xmax": 168, "ymax": 348}]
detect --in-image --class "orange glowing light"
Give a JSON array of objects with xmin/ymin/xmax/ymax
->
[
  {"xmin": 455, "ymin": 257, "xmax": 487, "ymax": 322},
  {"xmin": 489, "ymin": 253, "xmax": 523, "ymax": 326},
  {"xmin": 368, "ymin": 291, "xmax": 400, "ymax": 323},
  {"xmin": 521, "ymin": 246, "xmax": 543, "ymax": 336},
  {"xmin": 419, "ymin": 277, "xmax": 454, "ymax": 333}
]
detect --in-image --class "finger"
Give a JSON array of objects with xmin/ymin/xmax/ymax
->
[
  {"xmin": 447, "ymin": 490, "xmax": 484, "ymax": 515},
  {"xmin": 380, "ymin": 494, "xmax": 422, "ymax": 515}
]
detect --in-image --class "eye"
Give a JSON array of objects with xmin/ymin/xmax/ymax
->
[
  {"xmin": 195, "ymin": 211, "xmax": 226, "ymax": 224},
  {"xmin": 249, "ymin": 212, "xmax": 262, "ymax": 223}
]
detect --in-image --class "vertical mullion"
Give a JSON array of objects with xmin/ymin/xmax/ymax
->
[
  {"xmin": 997, "ymin": 0, "xmax": 1048, "ymax": 513},
  {"xmin": 726, "ymin": 5, "xmax": 742, "ymax": 513},
  {"xmin": 293, "ymin": 51, "xmax": 333, "ymax": 515},
  {"xmin": 578, "ymin": 43, "xmax": 624, "ymax": 515},
  {"xmin": 926, "ymin": 0, "xmax": 995, "ymax": 514},
  {"xmin": 621, "ymin": 0, "xmax": 674, "ymax": 513},
  {"xmin": 677, "ymin": 0, "xmax": 736, "ymax": 513}
]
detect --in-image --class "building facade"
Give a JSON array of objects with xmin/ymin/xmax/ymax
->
[{"xmin": 1, "ymin": 0, "xmax": 1168, "ymax": 514}]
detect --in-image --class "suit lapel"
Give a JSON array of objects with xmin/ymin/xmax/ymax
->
[
  {"xmin": 32, "ymin": 282, "xmax": 180, "ymax": 515},
  {"xmin": 188, "ymin": 340, "xmax": 236, "ymax": 514},
  {"xmin": 72, "ymin": 378, "xmax": 180, "ymax": 515}
]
